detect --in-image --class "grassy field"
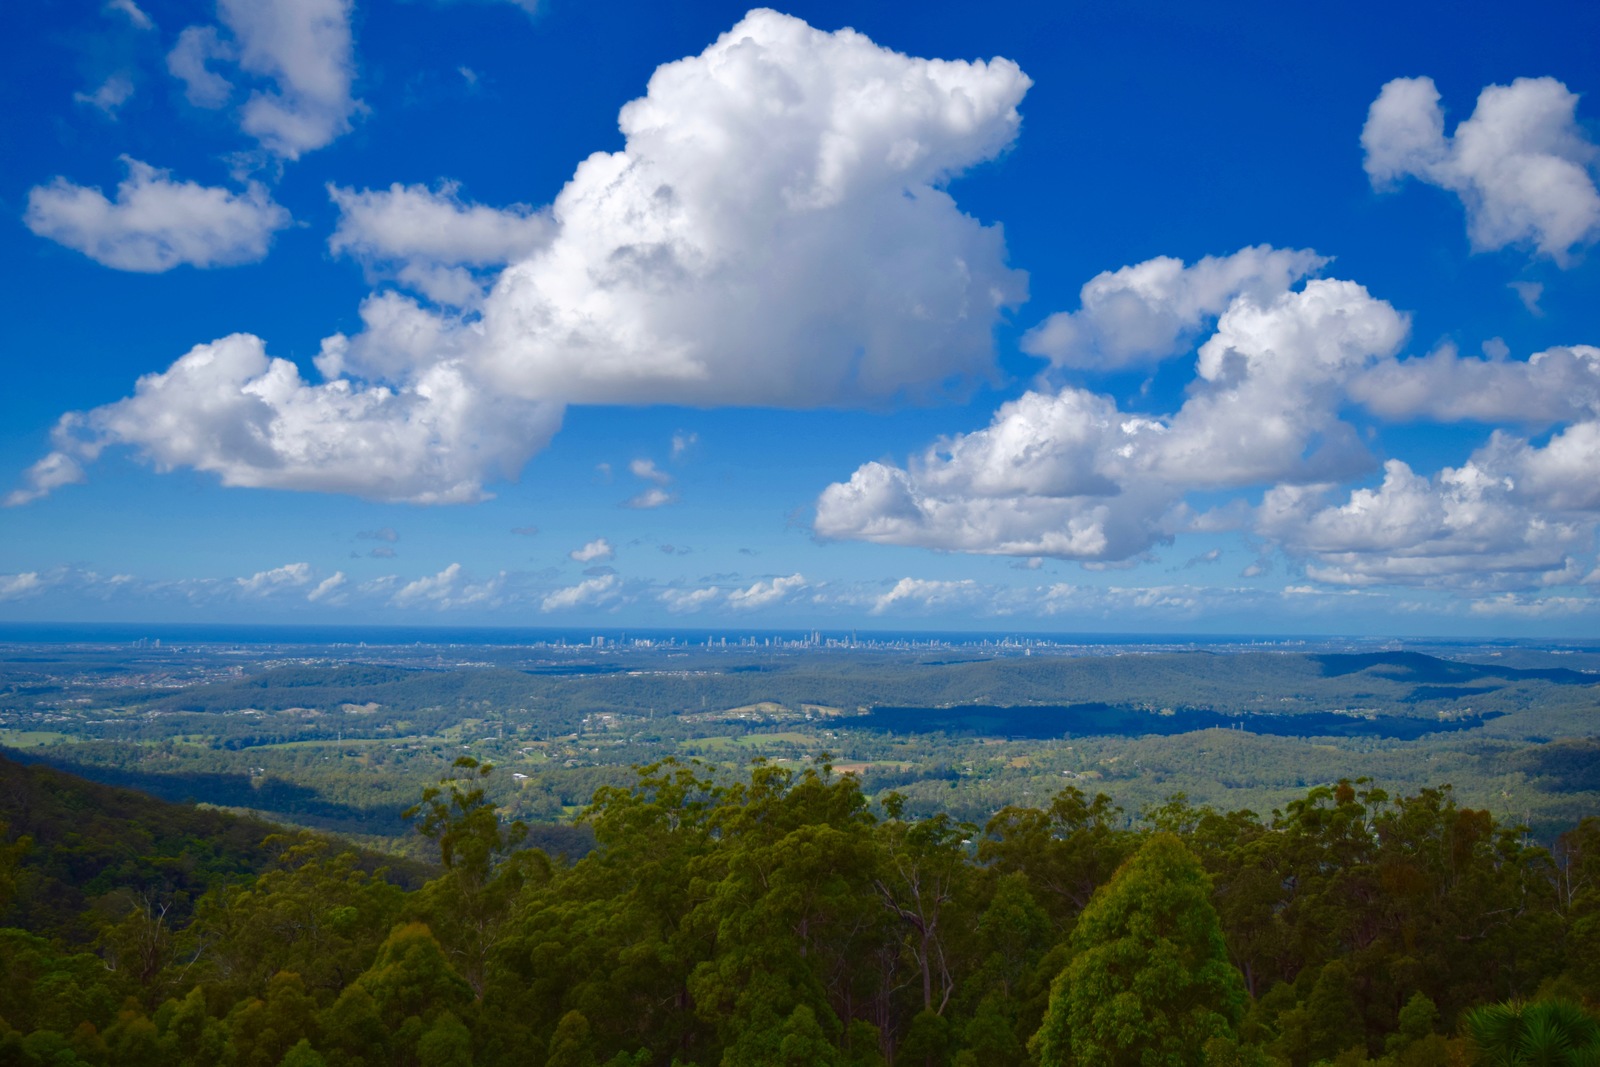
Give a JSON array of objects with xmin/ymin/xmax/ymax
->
[
  {"xmin": 680, "ymin": 731, "xmax": 815, "ymax": 751},
  {"xmin": 0, "ymin": 730, "xmax": 77, "ymax": 748}
]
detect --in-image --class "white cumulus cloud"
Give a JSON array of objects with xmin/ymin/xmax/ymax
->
[
  {"xmin": 1257, "ymin": 444, "xmax": 1596, "ymax": 592},
  {"xmin": 458, "ymin": 9, "xmax": 1030, "ymax": 408},
  {"xmin": 15, "ymin": 13, "xmax": 1036, "ymax": 507},
  {"xmin": 8, "ymin": 333, "xmax": 561, "ymax": 505},
  {"xmin": 24, "ymin": 158, "xmax": 290, "ymax": 273},
  {"xmin": 1021, "ymin": 246, "xmax": 1325, "ymax": 372},
  {"xmin": 390, "ymin": 563, "xmax": 505, "ymax": 609},
  {"xmin": 1362, "ymin": 76, "xmax": 1600, "ymax": 263},
  {"xmin": 569, "ymin": 537, "xmax": 615, "ymax": 563},
  {"xmin": 818, "ymin": 265, "xmax": 1407, "ymax": 561}
]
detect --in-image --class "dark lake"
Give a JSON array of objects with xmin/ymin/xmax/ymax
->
[{"xmin": 836, "ymin": 703, "xmax": 1502, "ymax": 741}]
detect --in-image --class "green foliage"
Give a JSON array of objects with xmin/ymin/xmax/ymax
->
[
  {"xmin": 404, "ymin": 758, "xmax": 527, "ymax": 883},
  {"xmin": 404, "ymin": 758, "xmax": 538, "ymax": 999},
  {"xmin": 1464, "ymin": 999, "xmax": 1600, "ymax": 1067},
  {"xmin": 190, "ymin": 835, "xmax": 405, "ymax": 1005},
  {"xmin": 0, "ymin": 821, "xmax": 29, "ymax": 919},
  {"xmin": 6, "ymin": 745, "xmax": 1600, "ymax": 1067},
  {"xmin": 980, "ymin": 786, "xmax": 1135, "ymax": 926},
  {"xmin": 1035, "ymin": 833, "xmax": 1245, "ymax": 1067}
]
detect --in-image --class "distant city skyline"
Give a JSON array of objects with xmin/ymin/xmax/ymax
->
[{"xmin": 5, "ymin": 0, "xmax": 1600, "ymax": 637}]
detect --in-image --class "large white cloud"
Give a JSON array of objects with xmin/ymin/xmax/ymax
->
[
  {"xmin": 7, "ymin": 334, "xmax": 561, "ymax": 506},
  {"xmin": 1362, "ymin": 76, "xmax": 1600, "ymax": 263},
  {"xmin": 15, "ymin": 11, "xmax": 1031, "ymax": 505},
  {"xmin": 1259, "ymin": 341, "xmax": 1600, "ymax": 590},
  {"xmin": 1478, "ymin": 421, "xmax": 1600, "ymax": 512},
  {"xmin": 169, "ymin": 0, "xmax": 361, "ymax": 158},
  {"xmin": 817, "ymin": 262, "xmax": 1408, "ymax": 561},
  {"xmin": 1146, "ymin": 279, "xmax": 1407, "ymax": 488},
  {"xmin": 1257, "ymin": 457, "xmax": 1591, "ymax": 590},
  {"xmin": 24, "ymin": 158, "xmax": 290, "ymax": 272},
  {"xmin": 462, "ymin": 8, "xmax": 1030, "ymax": 407},
  {"xmin": 813, "ymin": 392, "xmax": 1181, "ymax": 561},
  {"xmin": 1280, "ymin": 339, "xmax": 1600, "ymax": 587},
  {"xmin": 328, "ymin": 182, "xmax": 552, "ymax": 306},
  {"xmin": 820, "ymin": 247, "xmax": 1600, "ymax": 594}
]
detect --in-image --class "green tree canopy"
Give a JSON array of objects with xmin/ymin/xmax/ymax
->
[{"xmin": 1033, "ymin": 833, "xmax": 1245, "ymax": 1067}]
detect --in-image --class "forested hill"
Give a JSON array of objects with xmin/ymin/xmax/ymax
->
[
  {"xmin": 1311, "ymin": 650, "xmax": 1598, "ymax": 685},
  {"xmin": 4, "ymin": 754, "xmax": 1600, "ymax": 1066},
  {"xmin": 0, "ymin": 750, "xmax": 429, "ymax": 942}
]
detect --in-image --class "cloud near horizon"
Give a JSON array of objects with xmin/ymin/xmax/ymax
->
[
  {"xmin": 3, "ymin": 558, "xmax": 1594, "ymax": 624},
  {"xmin": 817, "ymin": 247, "xmax": 1600, "ymax": 595},
  {"xmin": 818, "ymin": 262, "xmax": 1408, "ymax": 560}
]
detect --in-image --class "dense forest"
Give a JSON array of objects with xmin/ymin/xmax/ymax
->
[{"xmin": 3, "ymin": 748, "xmax": 1600, "ymax": 1066}]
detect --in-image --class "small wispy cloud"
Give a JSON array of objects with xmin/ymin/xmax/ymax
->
[
  {"xmin": 74, "ymin": 74, "xmax": 135, "ymax": 117},
  {"xmin": 728, "ymin": 573, "xmax": 806, "ymax": 610},
  {"xmin": 623, "ymin": 487, "xmax": 675, "ymax": 509},
  {"xmin": 307, "ymin": 572, "xmax": 347, "ymax": 603},
  {"xmin": 237, "ymin": 562, "xmax": 312, "ymax": 595},
  {"xmin": 106, "ymin": 0, "xmax": 153, "ymax": 30},
  {"xmin": 630, "ymin": 457, "xmax": 672, "ymax": 485},
  {"xmin": 541, "ymin": 574, "xmax": 620, "ymax": 612}
]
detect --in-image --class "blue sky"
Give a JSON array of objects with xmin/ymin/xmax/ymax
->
[{"xmin": 4, "ymin": 0, "xmax": 1600, "ymax": 635}]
